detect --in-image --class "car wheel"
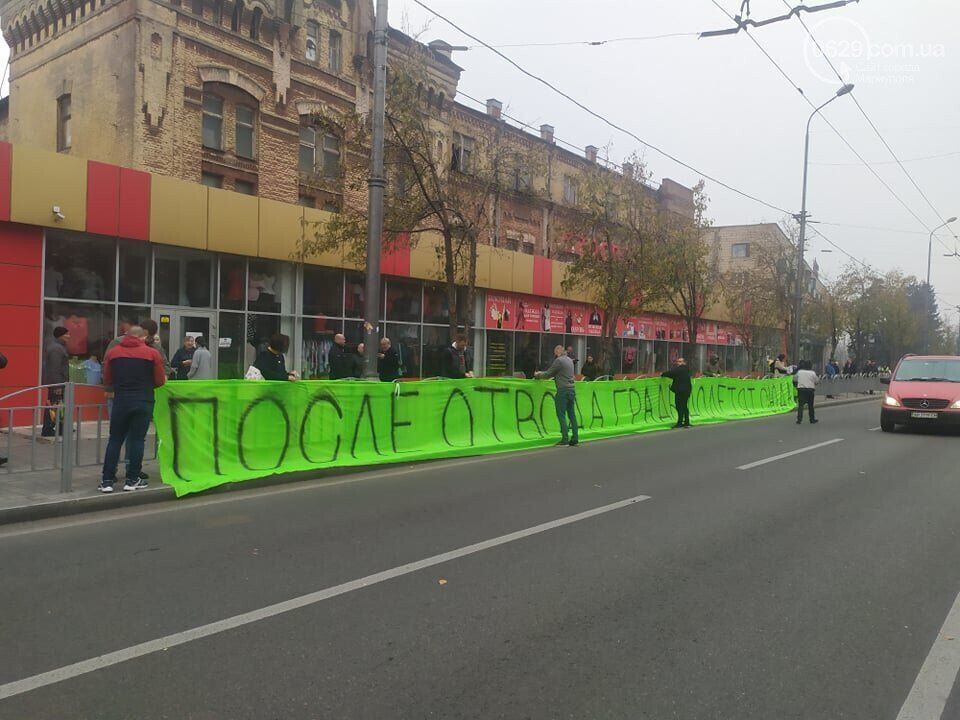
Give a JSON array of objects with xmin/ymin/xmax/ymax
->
[{"xmin": 880, "ymin": 417, "xmax": 896, "ymax": 433}]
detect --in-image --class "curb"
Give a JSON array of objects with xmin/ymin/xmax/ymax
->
[{"xmin": 0, "ymin": 395, "xmax": 883, "ymax": 527}]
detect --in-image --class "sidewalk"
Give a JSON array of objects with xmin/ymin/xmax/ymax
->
[{"xmin": 0, "ymin": 394, "xmax": 881, "ymax": 526}]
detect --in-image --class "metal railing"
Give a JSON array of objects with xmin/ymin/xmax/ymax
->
[{"xmin": 0, "ymin": 383, "xmax": 158, "ymax": 492}]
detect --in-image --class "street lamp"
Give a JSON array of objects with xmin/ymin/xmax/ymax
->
[
  {"xmin": 793, "ymin": 83, "xmax": 855, "ymax": 363},
  {"xmin": 925, "ymin": 216, "xmax": 957, "ymax": 352}
]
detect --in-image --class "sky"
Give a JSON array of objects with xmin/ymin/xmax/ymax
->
[
  {"xmin": 1, "ymin": 1, "xmax": 957, "ymax": 326},
  {"xmin": 389, "ymin": 0, "xmax": 960, "ymax": 329}
]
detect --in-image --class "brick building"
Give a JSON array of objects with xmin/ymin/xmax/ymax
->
[{"xmin": 0, "ymin": 0, "xmax": 758, "ymax": 395}]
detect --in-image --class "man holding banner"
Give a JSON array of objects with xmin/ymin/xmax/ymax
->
[
  {"xmin": 536, "ymin": 345, "xmax": 579, "ymax": 447},
  {"xmin": 662, "ymin": 357, "xmax": 692, "ymax": 429}
]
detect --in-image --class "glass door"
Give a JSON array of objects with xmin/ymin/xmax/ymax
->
[{"xmin": 156, "ymin": 309, "xmax": 219, "ymax": 378}]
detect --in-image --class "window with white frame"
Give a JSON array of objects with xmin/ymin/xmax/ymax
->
[
  {"xmin": 201, "ymin": 94, "xmax": 223, "ymax": 149},
  {"xmin": 305, "ymin": 21, "xmax": 318, "ymax": 61},
  {"xmin": 299, "ymin": 123, "xmax": 341, "ymax": 179},
  {"xmin": 563, "ymin": 175, "xmax": 579, "ymax": 205},
  {"xmin": 451, "ymin": 132, "xmax": 474, "ymax": 173},
  {"xmin": 328, "ymin": 30, "xmax": 342, "ymax": 73},
  {"xmin": 731, "ymin": 243, "xmax": 750, "ymax": 258},
  {"xmin": 235, "ymin": 105, "xmax": 255, "ymax": 159}
]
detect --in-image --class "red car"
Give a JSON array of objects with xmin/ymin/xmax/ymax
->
[{"xmin": 880, "ymin": 354, "xmax": 960, "ymax": 432}]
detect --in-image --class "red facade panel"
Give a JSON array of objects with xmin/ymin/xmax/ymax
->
[
  {"xmin": 0, "ymin": 265, "xmax": 41, "ymax": 307},
  {"xmin": 533, "ymin": 256, "xmax": 552, "ymax": 297},
  {"xmin": 0, "ymin": 223, "xmax": 42, "ymax": 267},
  {"xmin": 118, "ymin": 168, "xmax": 151, "ymax": 241},
  {"xmin": 86, "ymin": 161, "xmax": 121, "ymax": 237},
  {"xmin": 380, "ymin": 234, "xmax": 411, "ymax": 278},
  {"xmin": 0, "ymin": 142, "xmax": 11, "ymax": 222}
]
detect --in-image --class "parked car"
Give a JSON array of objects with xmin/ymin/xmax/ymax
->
[{"xmin": 880, "ymin": 355, "xmax": 960, "ymax": 432}]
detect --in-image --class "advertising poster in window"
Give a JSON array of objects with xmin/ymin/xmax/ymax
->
[{"xmin": 485, "ymin": 292, "xmax": 601, "ymax": 336}]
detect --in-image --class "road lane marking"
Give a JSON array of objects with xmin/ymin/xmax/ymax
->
[
  {"xmin": 869, "ymin": 426, "xmax": 882, "ymax": 432},
  {"xmin": 736, "ymin": 438, "xmax": 845, "ymax": 470},
  {"xmin": 0, "ymin": 495, "xmax": 651, "ymax": 701},
  {"xmin": 896, "ymin": 588, "xmax": 960, "ymax": 720}
]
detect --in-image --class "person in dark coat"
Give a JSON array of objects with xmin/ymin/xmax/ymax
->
[
  {"xmin": 581, "ymin": 354, "xmax": 600, "ymax": 381},
  {"xmin": 254, "ymin": 333, "xmax": 297, "ymax": 381},
  {"xmin": 41, "ymin": 326, "xmax": 70, "ymax": 438},
  {"xmin": 352, "ymin": 342, "xmax": 367, "ymax": 378},
  {"xmin": 170, "ymin": 335, "xmax": 196, "ymax": 380},
  {"xmin": 0, "ymin": 351, "xmax": 7, "ymax": 466},
  {"xmin": 328, "ymin": 333, "xmax": 353, "ymax": 380},
  {"xmin": 662, "ymin": 357, "xmax": 693, "ymax": 428},
  {"xmin": 377, "ymin": 337, "xmax": 401, "ymax": 382},
  {"xmin": 439, "ymin": 333, "xmax": 474, "ymax": 379}
]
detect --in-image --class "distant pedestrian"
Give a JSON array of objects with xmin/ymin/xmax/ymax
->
[
  {"xmin": 825, "ymin": 360, "xmax": 837, "ymax": 380},
  {"xmin": 795, "ymin": 360, "xmax": 819, "ymax": 425},
  {"xmin": 140, "ymin": 319, "xmax": 171, "ymax": 379},
  {"xmin": 100, "ymin": 326, "xmax": 166, "ymax": 492},
  {"xmin": 328, "ymin": 333, "xmax": 353, "ymax": 380},
  {"xmin": 41, "ymin": 326, "xmax": 70, "ymax": 438},
  {"xmin": 82, "ymin": 355, "xmax": 102, "ymax": 385},
  {"xmin": 704, "ymin": 355, "xmax": 722, "ymax": 377},
  {"xmin": 255, "ymin": 333, "xmax": 297, "ymax": 381},
  {"xmin": 772, "ymin": 353, "xmax": 789, "ymax": 377},
  {"xmin": 378, "ymin": 337, "xmax": 401, "ymax": 382},
  {"xmin": 170, "ymin": 335, "xmax": 196, "ymax": 380},
  {"xmin": 352, "ymin": 342, "xmax": 366, "ymax": 378},
  {"xmin": 440, "ymin": 333, "xmax": 474, "ymax": 379},
  {"xmin": 581, "ymin": 354, "xmax": 600, "ymax": 381},
  {"xmin": 566, "ymin": 345, "xmax": 579, "ymax": 371},
  {"xmin": 662, "ymin": 357, "xmax": 692, "ymax": 428},
  {"xmin": 535, "ymin": 345, "xmax": 578, "ymax": 447},
  {"xmin": 187, "ymin": 336, "xmax": 214, "ymax": 379}
]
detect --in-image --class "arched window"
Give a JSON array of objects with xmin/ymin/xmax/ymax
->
[
  {"xmin": 202, "ymin": 93, "xmax": 224, "ymax": 149},
  {"xmin": 250, "ymin": 7, "xmax": 262, "ymax": 40},
  {"xmin": 427, "ymin": 87, "xmax": 434, "ymax": 108},
  {"xmin": 305, "ymin": 20, "xmax": 318, "ymax": 61},
  {"xmin": 437, "ymin": 92, "xmax": 445, "ymax": 112},
  {"xmin": 230, "ymin": 0, "xmax": 242, "ymax": 32}
]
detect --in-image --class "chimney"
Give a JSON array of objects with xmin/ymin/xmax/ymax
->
[
  {"xmin": 585, "ymin": 145, "xmax": 598, "ymax": 163},
  {"xmin": 622, "ymin": 161, "xmax": 633, "ymax": 179},
  {"xmin": 540, "ymin": 124, "xmax": 555, "ymax": 143},
  {"xmin": 486, "ymin": 98, "xmax": 503, "ymax": 119},
  {"xmin": 428, "ymin": 39, "xmax": 454, "ymax": 60}
]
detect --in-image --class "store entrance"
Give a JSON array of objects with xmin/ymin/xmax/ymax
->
[{"xmin": 155, "ymin": 309, "xmax": 218, "ymax": 378}]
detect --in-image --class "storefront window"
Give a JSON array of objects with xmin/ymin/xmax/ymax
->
[
  {"xmin": 217, "ymin": 312, "xmax": 245, "ymax": 379},
  {"xmin": 45, "ymin": 233, "xmax": 115, "ymax": 301},
  {"xmin": 423, "ymin": 284, "xmax": 467, "ymax": 325},
  {"xmin": 118, "ymin": 241, "xmax": 150, "ymax": 304},
  {"xmin": 343, "ymin": 319, "xmax": 365, "ymax": 345},
  {"xmin": 621, "ymin": 338, "xmax": 639, "ymax": 376},
  {"xmin": 302, "ymin": 266, "xmax": 343, "ymax": 318},
  {"xmin": 301, "ymin": 317, "xmax": 341, "ymax": 379},
  {"xmin": 244, "ymin": 313, "xmax": 280, "ymax": 369},
  {"xmin": 485, "ymin": 330, "xmax": 513, "ymax": 377},
  {"xmin": 219, "ymin": 256, "xmax": 246, "ymax": 310},
  {"xmin": 513, "ymin": 332, "xmax": 539, "ymax": 379},
  {"xmin": 247, "ymin": 260, "xmax": 291, "ymax": 314},
  {"xmin": 385, "ymin": 323, "xmax": 420, "ymax": 378},
  {"xmin": 386, "ymin": 279, "xmax": 422, "ymax": 323},
  {"xmin": 422, "ymin": 325, "xmax": 448, "ymax": 378},
  {"xmin": 344, "ymin": 273, "xmax": 365, "ymax": 319},
  {"xmin": 154, "ymin": 247, "xmax": 213, "ymax": 307},
  {"xmin": 117, "ymin": 305, "xmax": 152, "ymax": 339},
  {"xmin": 44, "ymin": 301, "xmax": 115, "ymax": 361},
  {"xmin": 653, "ymin": 341, "xmax": 670, "ymax": 372}
]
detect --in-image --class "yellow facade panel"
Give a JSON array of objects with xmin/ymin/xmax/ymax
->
[
  {"xmin": 258, "ymin": 198, "xmax": 305, "ymax": 261},
  {"xmin": 10, "ymin": 146, "xmax": 87, "ymax": 231},
  {"xmin": 487, "ymin": 248, "xmax": 513, "ymax": 292},
  {"xmin": 300, "ymin": 207, "xmax": 343, "ymax": 267},
  {"xmin": 409, "ymin": 232, "xmax": 442, "ymax": 281},
  {"xmin": 208, "ymin": 188, "xmax": 258, "ymax": 256},
  {"xmin": 149, "ymin": 175, "xmax": 208, "ymax": 250},
  {"xmin": 474, "ymin": 244, "xmax": 492, "ymax": 289},
  {"xmin": 511, "ymin": 251, "xmax": 534, "ymax": 295}
]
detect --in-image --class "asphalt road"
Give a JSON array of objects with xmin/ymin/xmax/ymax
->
[{"xmin": 2, "ymin": 399, "xmax": 960, "ymax": 720}]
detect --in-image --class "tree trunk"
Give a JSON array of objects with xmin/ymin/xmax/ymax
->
[
  {"xmin": 443, "ymin": 228, "xmax": 457, "ymax": 338},
  {"xmin": 464, "ymin": 232, "xmax": 478, "ymax": 337}
]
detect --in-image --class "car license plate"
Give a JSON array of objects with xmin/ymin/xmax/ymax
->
[{"xmin": 911, "ymin": 411, "xmax": 939, "ymax": 419}]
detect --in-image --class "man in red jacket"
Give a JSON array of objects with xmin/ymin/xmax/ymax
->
[{"xmin": 99, "ymin": 326, "xmax": 166, "ymax": 493}]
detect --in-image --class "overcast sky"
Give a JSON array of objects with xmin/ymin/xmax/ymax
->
[
  {"xmin": 391, "ymin": 0, "xmax": 960, "ymax": 327},
  {"xmin": 2, "ymin": 1, "xmax": 957, "ymax": 324}
]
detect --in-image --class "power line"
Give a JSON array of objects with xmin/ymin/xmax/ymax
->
[
  {"xmin": 811, "ymin": 150, "xmax": 960, "ymax": 167},
  {"xmin": 411, "ymin": 0, "xmax": 793, "ymax": 216},
  {"xmin": 780, "ymin": 0, "xmax": 960, "ymax": 251},
  {"xmin": 815, "ymin": 221, "xmax": 928, "ymax": 236},
  {"xmin": 464, "ymin": 32, "xmax": 700, "ymax": 49},
  {"xmin": 708, "ymin": 0, "xmax": 954, "ymax": 255}
]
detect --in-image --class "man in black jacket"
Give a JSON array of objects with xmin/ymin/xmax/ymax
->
[
  {"xmin": 41, "ymin": 326, "xmax": 70, "ymax": 438},
  {"xmin": 662, "ymin": 357, "xmax": 692, "ymax": 428},
  {"xmin": 377, "ymin": 337, "xmax": 401, "ymax": 382},
  {"xmin": 439, "ymin": 334, "xmax": 473, "ymax": 379},
  {"xmin": 328, "ymin": 333, "xmax": 353, "ymax": 380}
]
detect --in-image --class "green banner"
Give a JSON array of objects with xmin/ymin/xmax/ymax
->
[{"xmin": 153, "ymin": 376, "xmax": 796, "ymax": 497}]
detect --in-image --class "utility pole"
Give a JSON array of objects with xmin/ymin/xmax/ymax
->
[{"xmin": 362, "ymin": 0, "xmax": 388, "ymax": 379}]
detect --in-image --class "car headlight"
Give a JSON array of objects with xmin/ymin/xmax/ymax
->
[
  {"xmin": 884, "ymin": 395, "xmax": 901, "ymax": 407},
  {"xmin": 951, "ymin": 400, "xmax": 960, "ymax": 409}
]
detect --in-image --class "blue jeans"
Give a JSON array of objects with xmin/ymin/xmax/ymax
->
[
  {"xmin": 555, "ymin": 388, "xmax": 578, "ymax": 443},
  {"xmin": 102, "ymin": 398, "xmax": 154, "ymax": 484}
]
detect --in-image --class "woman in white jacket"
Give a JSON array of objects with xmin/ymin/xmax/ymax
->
[{"xmin": 187, "ymin": 336, "xmax": 215, "ymax": 380}]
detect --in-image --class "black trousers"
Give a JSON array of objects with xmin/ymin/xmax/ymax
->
[
  {"xmin": 674, "ymin": 391, "xmax": 691, "ymax": 427},
  {"xmin": 797, "ymin": 388, "xmax": 816, "ymax": 422}
]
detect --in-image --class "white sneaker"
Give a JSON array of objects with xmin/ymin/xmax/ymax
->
[{"xmin": 98, "ymin": 483, "xmax": 114, "ymax": 493}]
